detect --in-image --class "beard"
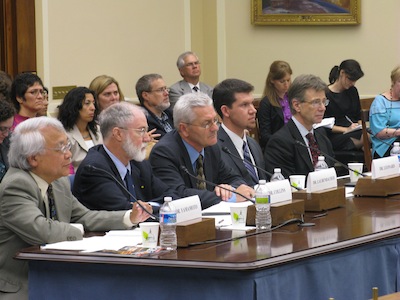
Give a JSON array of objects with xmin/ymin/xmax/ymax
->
[{"xmin": 122, "ymin": 135, "xmax": 147, "ymax": 162}]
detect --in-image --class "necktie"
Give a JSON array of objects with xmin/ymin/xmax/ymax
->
[
  {"xmin": 243, "ymin": 141, "xmax": 259, "ymax": 185},
  {"xmin": 306, "ymin": 132, "xmax": 320, "ymax": 166},
  {"xmin": 47, "ymin": 184, "xmax": 58, "ymax": 220},
  {"xmin": 196, "ymin": 154, "xmax": 206, "ymax": 190},
  {"xmin": 124, "ymin": 169, "xmax": 137, "ymax": 200},
  {"xmin": 193, "ymin": 86, "xmax": 199, "ymax": 92}
]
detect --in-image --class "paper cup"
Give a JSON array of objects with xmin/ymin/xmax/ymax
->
[
  {"xmin": 289, "ymin": 175, "xmax": 306, "ymax": 191},
  {"xmin": 230, "ymin": 204, "xmax": 248, "ymax": 227},
  {"xmin": 348, "ymin": 163, "xmax": 363, "ymax": 182},
  {"xmin": 139, "ymin": 222, "xmax": 159, "ymax": 248}
]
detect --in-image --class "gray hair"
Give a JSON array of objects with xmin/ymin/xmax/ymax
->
[
  {"xmin": 288, "ymin": 74, "xmax": 327, "ymax": 114},
  {"xmin": 99, "ymin": 102, "xmax": 147, "ymax": 139},
  {"xmin": 135, "ymin": 73, "xmax": 163, "ymax": 105},
  {"xmin": 9, "ymin": 117, "xmax": 66, "ymax": 170},
  {"xmin": 176, "ymin": 51, "xmax": 199, "ymax": 69},
  {"xmin": 173, "ymin": 92, "xmax": 213, "ymax": 129}
]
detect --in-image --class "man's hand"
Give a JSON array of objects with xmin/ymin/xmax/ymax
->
[
  {"xmin": 129, "ymin": 200, "xmax": 153, "ymax": 224},
  {"xmin": 235, "ymin": 184, "xmax": 255, "ymax": 202},
  {"xmin": 214, "ymin": 184, "xmax": 233, "ymax": 201}
]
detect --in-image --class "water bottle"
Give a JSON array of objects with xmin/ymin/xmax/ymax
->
[
  {"xmin": 390, "ymin": 142, "xmax": 400, "ymax": 172},
  {"xmin": 270, "ymin": 168, "xmax": 285, "ymax": 181},
  {"xmin": 255, "ymin": 179, "xmax": 271, "ymax": 230},
  {"xmin": 314, "ymin": 156, "xmax": 328, "ymax": 171},
  {"xmin": 159, "ymin": 197, "xmax": 177, "ymax": 250}
]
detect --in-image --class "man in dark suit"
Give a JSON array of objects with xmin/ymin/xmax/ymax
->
[
  {"xmin": 265, "ymin": 74, "xmax": 334, "ymax": 178},
  {"xmin": 149, "ymin": 92, "xmax": 255, "ymax": 209},
  {"xmin": 0, "ymin": 117, "xmax": 152, "ymax": 300},
  {"xmin": 213, "ymin": 78, "xmax": 267, "ymax": 186},
  {"xmin": 169, "ymin": 51, "xmax": 213, "ymax": 109},
  {"xmin": 73, "ymin": 102, "xmax": 177, "ymax": 211},
  {"xmin": 136, "ymin": 73, "xmax": 174, "ymax": 138}
]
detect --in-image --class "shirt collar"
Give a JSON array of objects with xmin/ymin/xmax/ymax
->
[
  {"xmin": 103, "ymin": 144, "xmax": 131, "ymax": 180},
  {"xmin": 29, "ymin": 171, "xmax": 49, "ymax": 199},
  {"xmin": 181, "ymin": 137, "xmax": 205, "ymax": 167},
  {"xmin": 220, "ymin": 123, "xmax": 247, "ymax": 157}
]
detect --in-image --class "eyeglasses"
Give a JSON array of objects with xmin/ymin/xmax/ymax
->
[
  {"xmin": 119, "ymin": 127, "xmax": 149, "ymax": 137},
  {"xmin": 0, "ymin": 126, "xmax": 12, "ymax": 134},
  {"xmin": 303, "ymin": 99, "xmax": 330, "ymax": 107},
  {"xmin": 184, "ymin": 61, "xmax": 200, "ymax": 68},
  {"xmin": 184, "ymin": 118, "xmax": 219, "ymax": 129},
  {"xmin": 26, "ymin": 89, "xmax": 47, "ymax": 97},
  {"xmin": 47, "ymin": 141, "xmax": 72, "ymax": 154},
  {"xmin": 149, "ymin": 87, "xmax": 170, "ymax": 94}
]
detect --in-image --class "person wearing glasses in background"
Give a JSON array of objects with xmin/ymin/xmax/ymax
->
[
  {"xmin": 265, "ymin": 74, "xmax": 334, "ymax": 178},
  {"xmin": 0, "ymin": 116, "xmax": 152, "ymax": 300},
  {"xmin": 149, "ymin": 92, "xmax": 254, "ymax": 210},
  {"xmin": 73, "ymin": 102, "xmax": 176, "ymax": 212},
  {"xmin": 10, "ymin": 73, "xmax": 46, "ymax": 130},
  {"xmin": 169, "ymin": 51, "xmax": 213, "ymax": 109},
  {"xmin": 0, "ymin": 100, "xmax": 15, "ymax": 182}
]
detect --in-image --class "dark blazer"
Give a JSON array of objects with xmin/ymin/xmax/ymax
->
[
  {"xmin": 142, "ymin": 106, "xmax": 174, "ymax": 138},
  {"xmin": 265, "ymin": 119, "xmax": 334, "ymax": 178},
  {"xmin": 169, "ymin": 80, "xmax": 213, "ymax": 108},
  {"xmin": 217, "ymin": 126, "xmax": 267, "ymax": 185},
  {"xmin": 73, "ymin": 145, "xmax": 177, "ymax": 210},
  {"xmin": 257, "ymin": 96, "xmax": 285, "ymax": 149},
  {"xmin": 0, "ymin": 135, "xmax": 10, "ymax": 182},
  {"xmin": 149, "ymin": 130, "xmax": 246, "ymax": 209}
]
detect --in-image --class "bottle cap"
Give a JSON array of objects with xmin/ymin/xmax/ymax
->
[
  {"xmin": 273, "ymin": 168, "xmax": 281, "ymax": 173},
  {"xmin": 164, "ymin": 196, "xmax": 172, "ymax": 202},
  {"xmin": 259, "ymin": 179, "xmax": 267, "ymax": 185},
  {"xmin": 318, "ymin": 156, "xmax": 325, "ymax": 160}
]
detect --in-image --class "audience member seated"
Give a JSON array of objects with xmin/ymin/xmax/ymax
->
[
  {"xmin": 0, "ymin": 70, "xmax": 12, "ymax": 103},
  {"xmin": 10, "ymin": 73, "xmax": 46, "ymax": 130},
  {"xmin": 57, "ymin": 87, "xmax": 103, "ymax": 173},
  {"xmin": 149, "ymin": 92, "xmax": 254, "ymax": 209},
  {"xmin": 36, "ymin": 86, "xmax": 49, "ymax": 117},
  {"xmin": 324, "ymin": 59, "xmax": 364, "ymax": 151},
  {"xmin": 0, "ymin": 100, "xmax": 14, "ymax": 182},
  {"xmin": 0, "ymin": 117, "xmax": 152, "ymax": 300},
  {"xmin": 213, "ymin": 78, "xmax": 268, "ymax": 185},
  {"xmin": 370, "ymin": 65, "xmax": 400, "ymax": 158},
  {"xmin": 73, "ymin": 102, "xmax": 177, "ymax": 211},
  {"xmin": 169, "ymin": 51, "xmax": 213, "ymax": 109},
  {"xmin": 257, "ymin": 60, "xmax": 293, "ymax": 150},
  {"xmin": 89, "ymin": 74, "xmax": 124, "ymax": 113},
  {"xmin": 265, "ymin": 74, "xmax": 334, "ymax": 178}
]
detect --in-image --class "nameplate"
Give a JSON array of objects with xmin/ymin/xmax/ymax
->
[
  {"xmin": 266, "ymin": 180, "xmax": 292, "ymax": 204},
  {"xmin": 371, "ymin": 156, "xmax": 399, "ymax": 179},
  {"xmin": 173, "ymin": 195, "xmax": 202, "ymax": 223},
  {"xmin": 306, "ymin": 168, "xmax": 337, "ymax": 193}
]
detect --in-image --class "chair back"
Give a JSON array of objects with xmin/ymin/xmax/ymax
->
[
  {"xmin": 360, "ymin": 97, "xmax": 374, "ymax": 171},
  {"xmin": 247, "ymin": 98, "xmax": 261, "ymax": 143}
]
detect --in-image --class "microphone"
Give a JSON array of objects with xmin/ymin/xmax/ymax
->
[
  {"xmin": 179, "ymin": 165, "xmax": 255, "ymax": 203},
  {"xmin": 294, "ymin": 140, "xmax": 366, "ymax": 177},
  {"xmin": 221, "ymin": 146, "xmax": 302, "ymax": 191},
  {"xmin": 83, "ymin": 165, "xmax": 159, "ymax": 221}
]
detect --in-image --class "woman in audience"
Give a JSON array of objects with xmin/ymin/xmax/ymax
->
[
  {"xmin": 89, "ymin": 75, "xmax": 124, "ymax": 113},
  {"xmin": 324, "ymin": 59, "xmax": 364, "ymax": 151},
  {"xmin": 58, "ymin": 86, "xmax": 103, "ymax": 173},
  {"xmin": 0, "ymin": 100, "xmax": 15, "ymax": 181},
  {"xmin": 257, "ymin": 60, "xmax": 293, "ymax": 150},
  {"xmin": 370, "ymin": 65, "xmax": 400, "ymax": 158},
  {"xmin": 10, "ymin": 73, "xmax": 46, "ymax": 130}
]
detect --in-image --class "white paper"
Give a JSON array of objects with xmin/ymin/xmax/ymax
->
[
  {"xmin": 313, "ymin": 117, "xmax": 335, "ymax": 129},
  {"xmin": 371, "ymin": 156, "xmax": 399, "ymax": 179}
]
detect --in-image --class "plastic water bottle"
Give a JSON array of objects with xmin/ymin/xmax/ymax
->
[
  {"xmin": 314, "ymin": 156, "xmax": 328, "ymax": 171},
  {"xmin": 255, "ymin": 179, "xmax": 271, "ymax": 230},
  {"xmin": 159, "ymin": 197, "xmax": 177, "ymax": 250},
  {"xmin": 270, "ymin": 168, "xmax": 285, "ymax": 181},
  {"xmin": 390, "ymin": 142, "xmax": 400, "ymax": 172}
]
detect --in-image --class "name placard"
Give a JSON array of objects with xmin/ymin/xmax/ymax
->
[
  {"xmin": 266, "ymin": 180, "xmax": 292, "ymax": 204},
  {"xmin": 306, "ymin": 167, "xmax": 337, "ymax": 193},
  {"xmin": 172, "ymin": 195, "xmax": 202, "ymax": 223},
  {"xmin": 371, "ymin": 156, "xmax": 399, "ymax": 179}
]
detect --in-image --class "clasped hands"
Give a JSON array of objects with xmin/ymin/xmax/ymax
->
[{"xmin": 214, "ymin": 184, "xmax": 255, "ymax": 202}]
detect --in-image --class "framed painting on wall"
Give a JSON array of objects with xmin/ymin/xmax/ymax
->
[{"xmin": 251, "ymin": 0, "xmax": 361, "ymax": 26}]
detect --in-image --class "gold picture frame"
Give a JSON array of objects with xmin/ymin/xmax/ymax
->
[{"xmin": 251, "ymin": 0, "xmax": 361, "ymax": 26}]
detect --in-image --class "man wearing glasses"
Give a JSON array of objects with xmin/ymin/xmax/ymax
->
[
  {"xmin": 149, "ymin": 92, "xmax": 255, "ymax": 210},
  {"xmin": 73, "ymin": 102, "xmax": 177, "ymax": 211},
  {"xmin": 0, "ymin": 116, "xmax": 152, "ymax": 299},
  {"xmin": 169, "ymin": 51, "xmax": 213, "ymax": 109},
  {"xmin": 265, "ymin": 74, "xmax": 334, "ymax": 178}
]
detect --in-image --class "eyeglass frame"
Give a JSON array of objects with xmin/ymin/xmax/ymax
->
[
  {"xmin": 148, "ymin": 87, "xmax": 170, "ymax": 94},
  {"xmin": 0, "ymin": 126, "xmax": 12, "ymax": 134},
  {"xmin": 183, "ymin": 117, "xmax": 220, "ymax": 129},
  {"xmin": 184, "ymin": 61, "xmax": 201, "ymax": 68},
  {"xmin": 118, "ymin": 126, "xmax": 149, "ymax": 137},
  {"xmin": 25, "ymin": 89, "xmax": 47, "ymax": 97},
  {"xmin": 46, "ymin": 141, "xmax": 72, "ymax": 154},
  {"xmin": 302, "ymin": 98, "xmax": 330, "ymax": 107}
]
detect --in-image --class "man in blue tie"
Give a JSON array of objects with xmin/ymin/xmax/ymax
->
[{"xmin": 73, "ymin": 102, "xmax": 177, "ymax": 211}]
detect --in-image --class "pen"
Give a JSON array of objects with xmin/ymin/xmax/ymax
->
[{"xmin": 345, "ymin": 115, "xmax": 353, "ymax": 125}]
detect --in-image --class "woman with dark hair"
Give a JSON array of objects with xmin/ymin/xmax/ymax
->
[
  {"xmin": 324, "ymin": 59, "xmax": 364, "ymax": 151},
  {"xmin": 57, "ymin": 86, "xmax": 103, "ymax": 173},
  {"xmin": 0, "ymin": 100, "xmax": 15, "ymax": 181},
  {"xmin": 257, "ymin": 60, "xmax": 293, "ymax": 149}
]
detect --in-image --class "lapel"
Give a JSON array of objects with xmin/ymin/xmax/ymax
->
[
  {"xmin": 275, "ymin": 105, "xmax": 284, "ymax": 121},
  {"xmin": 98, "ymin": 146, "xmax": 126, "ymax": 187},
  {"xmin": 288, "ymin": 120, "xmax": 314, "ymax": 171},
  {"xmin": 70, "ymin": 125, "xmax": 89, "ymax": 152},
  {"xmin": 176, "ymin": 132, "xmax": 198, "ymax": 188},
  {"xmin": 179, "ymin": 80, "xmax": 192, "ymax": 94},
  {"xmin": 218, "ymin": 128, "xmax": 248, "ymax": 177}
]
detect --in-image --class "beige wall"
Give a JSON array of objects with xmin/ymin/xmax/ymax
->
[{"xmin": 35, "ymin": 0, "xmax": 400, "ymax": 113}]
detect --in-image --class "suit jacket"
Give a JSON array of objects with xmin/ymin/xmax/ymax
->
[
  {"xmin": 73, "ymin": 145, "xmax": 177, "ymax": 210},
  {"xmin": 265, "ymin": 119, "xmax": 334, "ymax": 178},
  {"xmin": 169, "ymin": 80, "xmax": 213, "ymax": 108},
  {"xmin": 0, "ymin": 168, "xmax": 127, "ymax": 298},
  {"xmin": 142, "ymin": 105, "xmax": 174, "ymax": 138},
  {"xmin": 149, "ymin": 130, "xmax": 246, "ymax": 209},
  {"xmin": 67, "ymin": 124, "xmax": 103, "ymax": 172},
  {"xmin": 257, "ymin": 96, "xmax": 285, "ymax": 149},
  {"xmin": 0, "ymin": 135, "xmax": 10, "ymax": 182},
  {"xmin": 217, "ymin": 127, "xmax": 267, "ymax": 185}
]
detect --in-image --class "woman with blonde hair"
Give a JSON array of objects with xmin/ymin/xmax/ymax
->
[{"xmin": 89, "ymin": 75, "xmax": 125, "ymax": 112}]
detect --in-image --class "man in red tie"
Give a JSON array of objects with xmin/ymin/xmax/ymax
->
[{"xmin": 265, "ymin": 74, "xmax": 334, "ymax": 178}]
